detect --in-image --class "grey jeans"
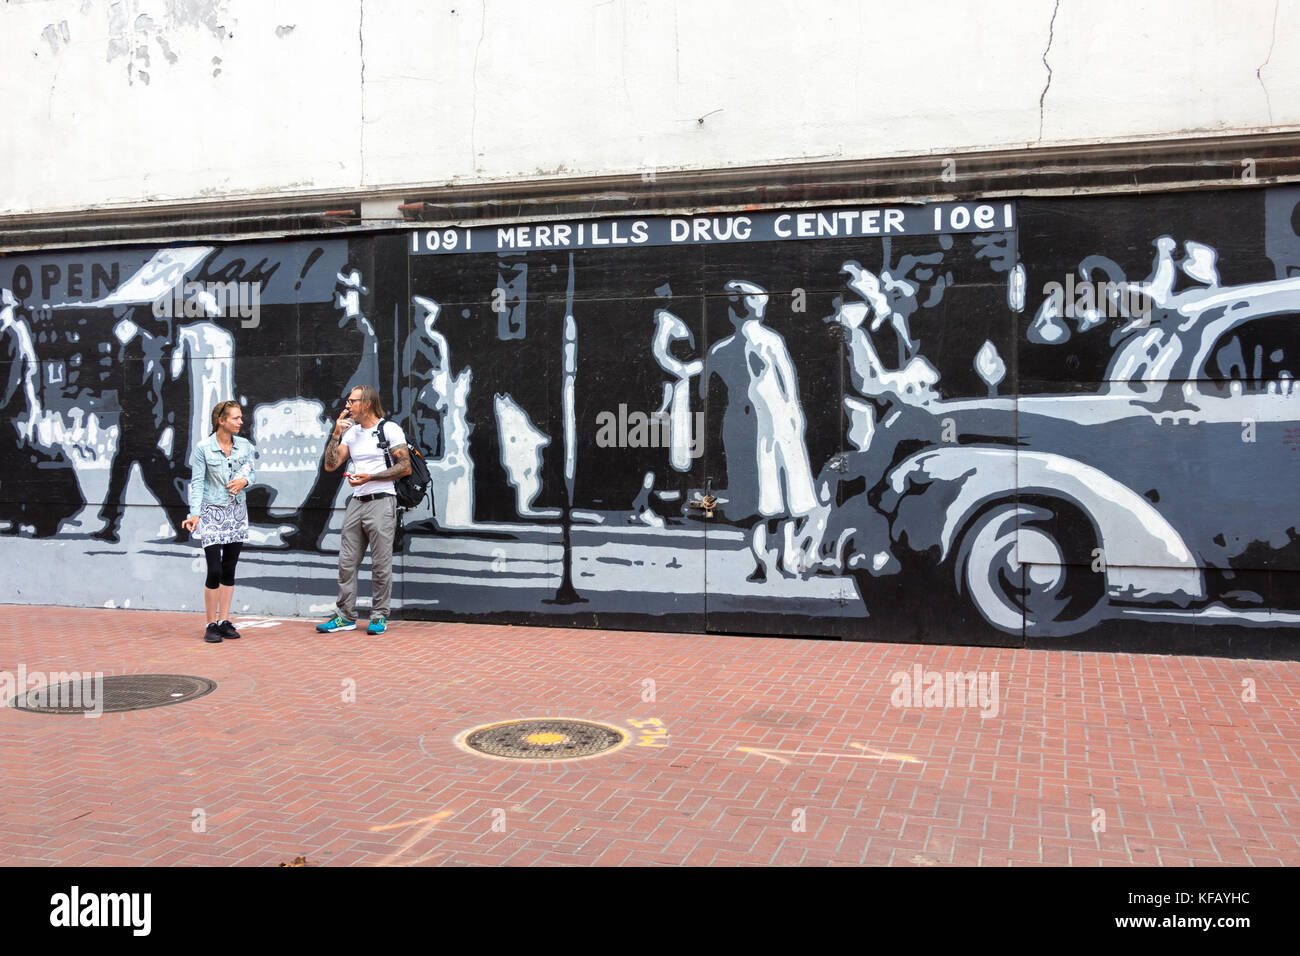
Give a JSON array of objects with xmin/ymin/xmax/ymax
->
[{"xmin": 336, "ymin": 494, "xmax": 397, "ymax": 620}]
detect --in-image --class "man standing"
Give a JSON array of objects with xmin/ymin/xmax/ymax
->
[
  {"xmin": 315, "ymin": 384, "xmax": 410, "ymax": 635},
  {"xmin": 282, "ymin": 266, "xmax": 381, "ymax": 550}
]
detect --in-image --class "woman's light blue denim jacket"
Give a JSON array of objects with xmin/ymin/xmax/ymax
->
[{"xmin": 188, "ymin": 433, "xmax": 256, "ymax": 516}]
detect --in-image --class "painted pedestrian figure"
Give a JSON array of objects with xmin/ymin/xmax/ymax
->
[
  {"xmin": 702, "ymin": 280, "xmax": 818, "ymax": 580},
  {"xmin": 0, "ymin": 290, "xmax": 84, "ymax": 536},
  {"xmin": 94, "ymin": 303, "xmax": 191, "ymax": 542}
]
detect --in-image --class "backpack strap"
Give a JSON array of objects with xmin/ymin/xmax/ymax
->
[{"xmin": 375, "ymin": 418, "xmax": 394, "ymax": 469}]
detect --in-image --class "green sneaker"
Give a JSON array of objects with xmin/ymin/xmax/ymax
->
[
  {"xmin": 316, "ymin": 614, "xmax": 356, "ymax": 633},
  {"xmin": 367, "ymin": 616, "xmax": 388, "ymax": 635}
]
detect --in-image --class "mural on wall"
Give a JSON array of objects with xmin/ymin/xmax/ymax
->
[{"xmin": 0, "ymin": 186, "xmax": 1297, "ymax": 650}]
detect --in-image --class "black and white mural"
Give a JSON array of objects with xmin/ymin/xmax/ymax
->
[{"xmin": 1, "ymin": 186, "xmax": 1297, "ymax": 652}]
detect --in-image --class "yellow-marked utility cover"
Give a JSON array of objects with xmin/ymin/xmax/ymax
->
[
  {"xmin": 456, "ymin": 718, "xmax": 630, "ymax": 761},
  {"xmin": 525, "ymin": 732, "xmax": 567, "ymax": 745}
]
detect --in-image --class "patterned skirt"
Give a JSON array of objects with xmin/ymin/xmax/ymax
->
[{"xmin": 197, "ymin": 497, "xmax": 250, "ymax": 548}]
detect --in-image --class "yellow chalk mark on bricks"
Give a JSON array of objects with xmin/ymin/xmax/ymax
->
[
  {"xmin": 736, "ymin": 743, "xmax": 921, "ymax": 766},
  {"xmin": 370, "ymin": 810, "xmax": 454, "ymax": 832},
  {"xmin": 375, "ymin": 810, "xmax": 456, "ymax": 867},
  {"xmin": 736, "ymin": 746, "xmax": 791, "ymax": 765},
  {"xmin": 848, "ymin": 742, "xmax": 921, "ymax": 763},
  {"xmin": 428, "ymin": 677, "xmax": 468, "ymax": 692}
]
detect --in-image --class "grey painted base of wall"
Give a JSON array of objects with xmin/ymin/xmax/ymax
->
[{"xmin": 2, "ymin": 497, "xmax": 862, "ymax": 628}]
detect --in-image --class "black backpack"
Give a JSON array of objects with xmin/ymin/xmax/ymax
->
[{"xmin": 375, "ymin": 419, "xmax": 432, "ymax": 510}]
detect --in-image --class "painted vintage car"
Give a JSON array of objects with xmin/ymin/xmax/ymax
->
[{"xmin": 821, "ymin": 276, "xmax": 1300, "ymax": 637}]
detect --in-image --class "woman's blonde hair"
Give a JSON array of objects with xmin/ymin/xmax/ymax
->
[{"xmin": 210, "ymin": 400, "xmax": 241, "ymax": 434}]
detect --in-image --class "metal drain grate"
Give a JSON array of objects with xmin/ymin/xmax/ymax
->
[
  {"xmin": 10, "ymin": 674, "xmax": 216, "ymax": 714},
  {"xmin": 461, "ymin": 718, "xmax": 628, "ymax": 760}
]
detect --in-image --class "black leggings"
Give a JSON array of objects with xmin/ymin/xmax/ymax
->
[{"xmin": 204, "ymin": 543, "xmax": 243, "ymax": 590}]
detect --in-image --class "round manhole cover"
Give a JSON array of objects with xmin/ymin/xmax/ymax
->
[
  {"xmin": 458, "ymin": 718, "xmax": 629, "ymax": 761},
  {"xmin": 9, "ymin": 674, "xmax": 216, "ymax": 714}
]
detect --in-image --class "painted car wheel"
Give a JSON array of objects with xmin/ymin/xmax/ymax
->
[{"xmin": 954, "ymin": 500, "xmax": 1105, "ymax": 637}]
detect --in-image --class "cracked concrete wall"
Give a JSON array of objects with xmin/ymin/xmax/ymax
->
[{"xmin": 2, "ymin": 0, "xmax": 1298, "ymax": 217}]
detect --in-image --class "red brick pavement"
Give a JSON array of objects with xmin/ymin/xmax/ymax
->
[{"xmin": 1, "ymin": 605, "xmax": 1297, "ymax": 866}]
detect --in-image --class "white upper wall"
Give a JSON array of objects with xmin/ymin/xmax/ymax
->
[{"xmin": 2, "ymin": 0, "xmax": 1296, "ymax": 216}]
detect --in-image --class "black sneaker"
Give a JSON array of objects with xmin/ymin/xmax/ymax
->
[
  {"xmin": 204, "ymin": 623, "xmax": 223, "ymax": 643},
  {"xmin": 217, "ymin": 620, "xmax": 240, "ymax": 640}
]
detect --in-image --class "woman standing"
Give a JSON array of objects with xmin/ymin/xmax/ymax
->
[{"xmin": 182, "ymin": 400, "xmax": 255, "ymax": 643}]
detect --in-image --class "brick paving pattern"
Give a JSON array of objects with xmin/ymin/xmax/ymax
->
[{"xmin": 1, "ymin": 606, "xmax": 1297, "ymax": 866}]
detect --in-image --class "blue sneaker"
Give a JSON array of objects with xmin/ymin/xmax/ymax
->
[
  {"xmin": 316, "ymin": 614, "xmax": 356, "ymax": 633},
  {"xmin": 367, "ymin": 616, "xmax": 388, "ymax": 635}
]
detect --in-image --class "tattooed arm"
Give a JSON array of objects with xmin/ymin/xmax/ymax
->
[
  {"xmin": 351, "ymin": 444, "xmax": 410, "ymax": 484},
  {"xmin": 324, "ymin": 410, "xmax": 353, "ymax": 472}
]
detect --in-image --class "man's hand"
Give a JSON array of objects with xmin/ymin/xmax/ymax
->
[
  {"xmin": 325, "ymin": 413, "xmax": 353, "ymax": 471},
  {"xmin": 333, "ymin": 410, "xmax": 354, "ymax": 438},
  {"xmin": 364, "ymin": 444, "xmax": 411, "ymax": 482},
  {"xmin": 345, "ymin": 472, "xmax": 372, "ymax": 487}
]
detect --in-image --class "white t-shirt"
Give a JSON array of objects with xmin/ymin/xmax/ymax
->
[{"xmin": 342, "ymin": 420, "xmax": 407, "ymax": 498}]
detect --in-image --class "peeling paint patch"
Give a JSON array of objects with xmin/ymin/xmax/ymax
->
[
  {"xmin": 275, "ymin": 24, "xmax": 296, "ymax": 38},
  {"xmin": 105, "ymin": 0, "xmax": 233, "ymax": 84},
  {"xmin": 157, "ymin": 35, "xmax": 178, "ymax": 65},
  {"xmin": 41, "ymin": 20, "xmax": 72, "ymax": 53},
  {"xmin": 172, "ymin": 0, "xmax": 234, "ymax": 41}
]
